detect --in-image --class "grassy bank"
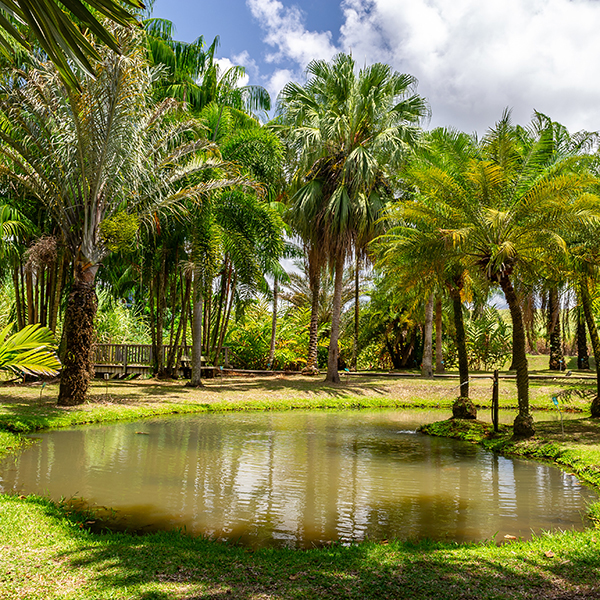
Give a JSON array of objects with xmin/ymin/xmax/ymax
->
[
  {"xmin": 1, "ymin": 374, "xmax": 600, "ymax": 599},
  {"xmin": 1, "ymin": 492, "xmax": 599, "ymax": 600},
  {"xmin": 0, "ymin": 373, "xmax": 592, "ymax": 456}
]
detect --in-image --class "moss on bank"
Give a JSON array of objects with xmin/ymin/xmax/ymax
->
[{"xmin": 421, "ymin": 417, "xmax": 600, "ymax": 491}]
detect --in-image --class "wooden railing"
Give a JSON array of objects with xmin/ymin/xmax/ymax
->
[{"xmin": 92, "ymin": 344, "xmax": 229, "ymax": 368}]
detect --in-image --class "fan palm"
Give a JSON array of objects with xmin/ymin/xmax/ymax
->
[
  {"xmin": 279, "ymin": 53, "xmax": 427, "ymax": 383},
  {"xmin": 0, "ymin": 26, "xmax": 245, "ymax": 404}
]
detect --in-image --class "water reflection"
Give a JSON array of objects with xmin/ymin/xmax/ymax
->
[{"xmin": 0, "ymin": 409, "xmax": 596, "ymax": 548}]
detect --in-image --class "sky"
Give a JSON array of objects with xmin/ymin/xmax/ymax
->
[{"xmin": 151, "ymin": 0, "xmax": 600, "ymax": 136}]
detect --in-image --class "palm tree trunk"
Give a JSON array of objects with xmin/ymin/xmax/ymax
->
[
  {"xmin": 267, "ymin": 278, "xmax": 278, "ymax": 369},
  {"xmin": 422, "ymin": 293, "xmax": 434, "ymax": 378},
  {"xmin": 435, "ymin": 296, "xmax": 444, "ymax": 373},
  {"xmin": 57, "ymin": 258, "xmax": 98, "ymax": 406},
  {"xmin": 499, "ymin": 272, "xmax": 534, "ymax": 437},
  {"xmin": 579, "ymin": 279, "xmax": 600, "ymax": 417},
  {"xmin": 326, "ymin": 252, "xmax": 345, "ymax": 383},
  {"xmin": 352, "ymin": 253, "xmax": 360, "ymax": 370},
  {"xmin": 305, "ymin": 254, "xmax": 321, "ymax": 374},
  {"xmin": 547, "ymin": 287, "xmax": 563, "ymax": 370},
  {"xmin": 449, "ymin": 286, "xmax": 475, "ymax": 419},
  {"xmin": 189, "ymin": 274, "xmax": 204, "ymax": 387},
  {"xmin": 577, "ymin": 305, "xmax": 589, "ymax": 370},
  {"xmin": 214, "ymin": 275, "xmax": 236, "ymax": 367}
]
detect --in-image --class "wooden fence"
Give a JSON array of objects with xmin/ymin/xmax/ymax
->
[{"xmin": 92, "ymin": 343, "xmax": 229, "ymax": 377}]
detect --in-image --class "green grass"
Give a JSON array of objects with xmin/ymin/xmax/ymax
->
[
  {"xmin": 1, "ymin": 374, "xmax": 600, "ymax": 599},
  {"xmin": 1, "ymin": 493, "xmax": 600, "ymax": 599}
]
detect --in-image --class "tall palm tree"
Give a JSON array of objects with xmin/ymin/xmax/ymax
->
[
  {"xmin": 376, "ymin": 128, "xmax": 479, "ymax": 417},
  {"xmin": 451, "ymin": 112, "xmax": 599, "ymax": 437},
  {"xmin": 0, "ymin": 26, "xmax": 243, "ymax": 404},
  {"xmin": 279, "ymin": 53, "xmax": 427, "ymax": 383}
]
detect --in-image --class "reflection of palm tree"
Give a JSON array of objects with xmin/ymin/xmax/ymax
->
[{"xmin": 280, "ymin": 54, "xmax": 427, "ymax": 382}]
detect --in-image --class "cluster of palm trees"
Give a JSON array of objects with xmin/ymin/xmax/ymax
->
[
  {"xmin": 0, "ymin": 4, "xmax": 599, "ymax": 440},
  {"xmin": 376, "ymin": 113, "xmax": 600, "ymax": 436}
]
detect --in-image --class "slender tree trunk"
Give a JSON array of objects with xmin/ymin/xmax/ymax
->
[
  {"xmin": 166, "ymin": 276, "xmax": 191, "ymax": 375},
  {"xmin": 499, "ymin": 272, "xmax": 534, "ymax": 437},
  {"xmin": 435, "ymin": 296, "xmax": 444, "ymax": 373},
  {"xmin": 579, "ymin": 279, "xmax": 600, "ymax": 417},
  {"xmin": 352, "ymin": 253, "xmax": 360, "ymax": 370},
  {"xmin": 188, "ymin": 274, "xmax": 204, "ymax": 387},
  {"xmin": 214, "ymin": 275, "xmax": 236, "ymax": 366},
  {"xmin": 304, "ymin": 252, "xmax": 321, "ymax": 374},
  {"xmin": 50, "ymin": 250, "xmax": 65, "ymax": 332},
  {"xmin": 326, "ymin": 253, "xmax": 345, "ymax": 384},
  {"xmin": 577, "ymin": 305, "xmax": 589, "ymax": 370},
  {"xmin": 449, "ymin": 286, "xmax": 476, "ymax": 419},
  {"xmin": 548, "ymin": 287, "xmax": 563, "ymax": 370},
  {"xmin": 155, "ymin": 249, "xmax": 167, "ymax": 376},
  {"xmin": 422, "ymin": 293, "xmax": 434, "ymax": 378},
  {"xmin": 12, "ymin": 262, "xmax": 23, "ymax": 330},
  {"xmin": 57, "ymin": 258, "xmax": 98, "ymax": 406},
  {"xmin": 211, "ymin": 262, "xmax": 230, "ymax": 358},
  {"xmin": 25, "ymin": 269, "xmax": 34, "ymax": 325},
  {"xmin": 267, "ymin": 278, "xmax": 278, "ymax": 369}
]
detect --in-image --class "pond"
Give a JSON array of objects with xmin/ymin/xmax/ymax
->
[{"xmin": 0, "ymin": 409, "xmax": 596, "ymax": 548}]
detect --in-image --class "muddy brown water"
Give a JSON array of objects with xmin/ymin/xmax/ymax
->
[{"xmin": 0, "ymin": 409, "xmax": 596, "ymax": 548}]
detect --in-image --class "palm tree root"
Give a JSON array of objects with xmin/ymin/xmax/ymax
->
[
  {"xmin": 513, "ymin": 413, "xmax": 535, "ymax": 438},
  {"xmin": 301, "ymin": 366, "xmax": 320, "ymax": 376},
  {"xmin": 452, "ymin": 397, "xmax": 477, "ymax": 419},
  {"xmin": 57, "ymin": 282, "xmax": 97, "ymax": 406}
]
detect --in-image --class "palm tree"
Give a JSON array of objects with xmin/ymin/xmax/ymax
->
[
  {"xmin": 0, "ymin": 27, "xmax": 243, "ymax": 404},
  {"xmin": 1, "ymin": 0, "xmax": 143, "ymax": 88},
  {"xmin": 451, "ymin": 112, "xmax": 599, "ymax": 437},
  {"xmin": 376, "ymin": 127, "xmax": 479, "ymax": 417},
  {"xmin": 279, "ymin": 53, "xmax": 427, "ymax": 383}
]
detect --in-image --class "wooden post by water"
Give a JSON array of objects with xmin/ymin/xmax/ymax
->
[{"xmin": 492, "ymin": 369, "xmax": 499, "ymax": 432}]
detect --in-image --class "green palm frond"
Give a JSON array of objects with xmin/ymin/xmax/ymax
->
[{"xmin": 0, "ymin": 323, "xmax": 60, "ymax": 376}]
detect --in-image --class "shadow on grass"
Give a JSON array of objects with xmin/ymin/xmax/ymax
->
[{"xmin": 4, "ymin": 494, "xmax": 599, "ymax": 599}]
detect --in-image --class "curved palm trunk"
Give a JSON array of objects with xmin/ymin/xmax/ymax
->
[
  {"xmin": 422, "ymin": 293, "xmax": 434, "ymax": 378},
  {"xmin": 189, "ymin": 275, "xmax": 204, "ymax": 387},
  {"xmin": 326, "ymin": 253, "xmax": 345, "ymax": 383},
  {"xmin": 435, "ymin": 296, "xmax": 444, "ymax": 374},
  {"xmin": 499, "ymin": 272, "xmax": 534, "ymax": 437},
  {"xmin": 449, "ymin": 287, "xmax": 475, "ymax": 419},
  {"xmin": 577, "ymin": 305, "xmax": 589, "ymax": 370},
  {"xmin": 57, "ymin": 258, "xmax": 98, "ymax": 406},
  {"xmin": 579, "ymin": 279, "xmax": 600, "ymax": 417}
]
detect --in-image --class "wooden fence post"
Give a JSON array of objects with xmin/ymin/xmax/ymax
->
[{"xmin": 492, "ymin": 369, "xmax": 499, "ymax": 432}]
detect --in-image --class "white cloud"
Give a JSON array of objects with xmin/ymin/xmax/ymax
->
[
  {"xmin": 247, "ymin": 0, "xmax": 338, "ymax": 67},
  {"xmin": 339, "ymin": 0, "xmax": 600, "ymax": 133},
  {"xmin": 214, "ymin": 57, "xmax": 251, "ymax": 87},
  {"xmin": 246, "ymin": 0, "xmax": 600, "ymax": 134}
]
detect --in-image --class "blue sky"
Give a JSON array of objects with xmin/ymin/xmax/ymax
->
[{"xmin": 151, "ymin": 0, "xmax": 600, "ymax": 136}]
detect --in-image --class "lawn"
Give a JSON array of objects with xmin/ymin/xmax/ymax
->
[{"xmin": 0, "ymin": 372, "xmax": 599, "ymax": 599}]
